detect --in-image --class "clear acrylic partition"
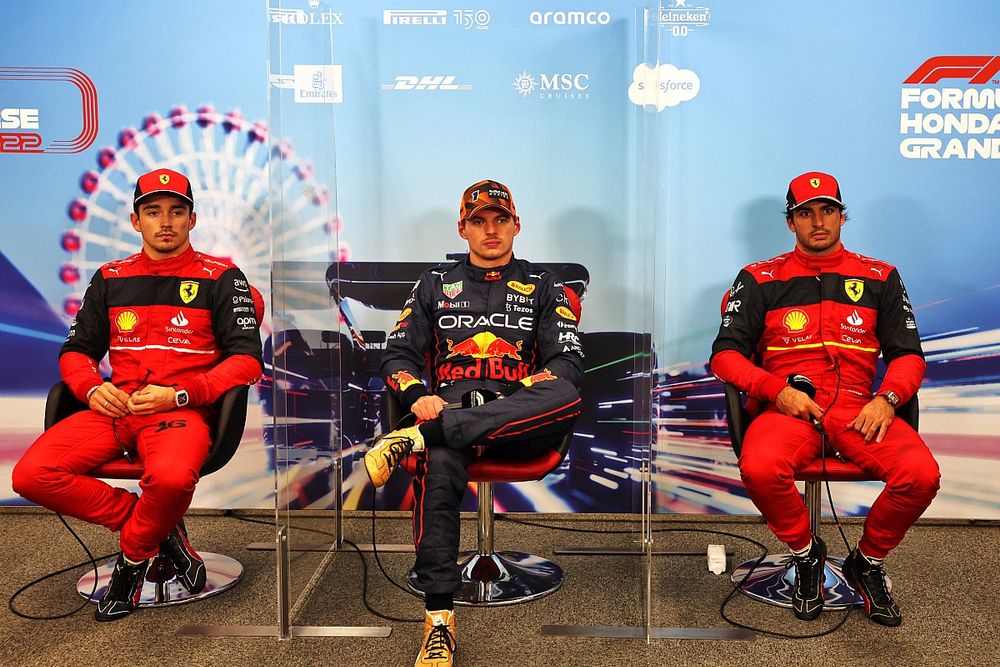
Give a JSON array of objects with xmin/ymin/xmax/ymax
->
[
  {"xmin": 266, "ymin": 0, "xmax": 386, "ymax": 638},
  {"xmin": 643, "ymin": 1, "xmax": 753, "ymax": 641}
]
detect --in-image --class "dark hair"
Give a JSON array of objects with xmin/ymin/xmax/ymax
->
[{"xmin": 784, "ymin": 204, "xmax": 848, "ymax": 223}]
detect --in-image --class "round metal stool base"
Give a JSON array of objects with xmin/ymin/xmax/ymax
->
[
  {"xmin": 77, "ymin": 552, "xmax": 243, "ymax": 607},
  {"xmin": 407, "ymin": 550, "xmax": 564, "ymax": 607},
  {"xmin": 731, "ymin": 555, "xmax": 891, "ymax": 610}
]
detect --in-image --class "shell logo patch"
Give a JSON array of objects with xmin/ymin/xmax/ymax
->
[
  {"xmin": 556, "ymin": 306, "xmax": 577, "ymax": 322},
  {"xmin": 782, "ymin": 308, "xmax": 809, "ymax": 333},
  {"xmin": 507, "ymin": 281, "xmax": 536, "ymax": 296},
  {"xmin": 116, "ymin": 309, "xmax": 139, "ymax": 333}
]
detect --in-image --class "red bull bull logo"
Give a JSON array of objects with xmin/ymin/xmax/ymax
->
[
  {"xmin": 389, "ymin": 370, "xmax": 422, "ymax": 391},
  {"xmin": 520, "ymin": 368, "xmax": 557, "ymax": 387},
  {"xmin": 445, "ymin": 331, "xmax": 522, "ymax": 360}
]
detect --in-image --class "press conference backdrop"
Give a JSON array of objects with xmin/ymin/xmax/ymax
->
[{"xmin": 0, "ymin": 1, "xmax": 997, "ymax": 518}]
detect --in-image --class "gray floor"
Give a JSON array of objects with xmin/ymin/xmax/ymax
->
[{"xmin": 1, "ymin": 508, "xmax": 996, "ymax": 667}]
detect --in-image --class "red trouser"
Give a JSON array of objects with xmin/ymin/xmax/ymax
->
[
  {"xmin": 738, "ymin": 398, "xmax": 940, "ymax": 558},
  {"xmin": 12, "ymin": 408, "xmax": 211, "ymax": 561}
]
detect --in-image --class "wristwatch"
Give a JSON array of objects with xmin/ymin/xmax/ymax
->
[
  {"xmin": 878, "ymin": 390, "xmax": 900, "ymax": 408},
  {"xmin": 174, "ymin": 388, "xmax": 190, "ymax": 408}
]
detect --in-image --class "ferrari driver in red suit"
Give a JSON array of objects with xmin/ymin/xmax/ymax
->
[
  {"xmin": 13, "ymin": 168, "xmax": 263, "ymax": 621},
  {"xmin": 711, "ymin": 171, "xmax": 939, "ymax": 626},
  {"xmin": 365, "ymin": 180, "xmax": 584, "ymax": 666}
]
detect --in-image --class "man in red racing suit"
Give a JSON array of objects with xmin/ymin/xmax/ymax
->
[
  {"xmin": 711, "ymin": 171, "xmax": 939, "ymax": 626},
  {"xmin": 366, "ymin": 180, "xmax": 584, "ymax": 666},
  {"xmin": 12, "ymin": 168, "xmax": 263, "ymax": 621}
]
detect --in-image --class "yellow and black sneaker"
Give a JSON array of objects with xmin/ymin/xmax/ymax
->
[
  {"xmin": 415, "ymin": 609, "xmax": 456, "ymax": 667},
  {"xmin": 364, "ymin": 426, "xmax": 423, "ymax": 488}
]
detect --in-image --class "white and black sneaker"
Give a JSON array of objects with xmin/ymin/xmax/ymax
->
[
  {"xmin": 844, "ymin": 548, "xmax": 902, "ymax": 627},
  {"xmin": 159, "ymin": 520, "xmax": 207, "ymax": 594},
  {"xmin": 95, "ymin": 554, "xmax": 148, "ymax": 622},
  {"xmin": 790, "ymin": 536, "xmax": 826, "ymax": 621}
]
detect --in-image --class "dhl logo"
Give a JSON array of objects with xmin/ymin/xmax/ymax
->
[{"xmin": 445, "ymin": 332, "xmax": 523, "ymax": 360}]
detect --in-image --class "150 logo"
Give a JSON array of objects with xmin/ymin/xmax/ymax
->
[{"xmin": 0, "ymin": 67, "xmax": 98, "ymax": 154}]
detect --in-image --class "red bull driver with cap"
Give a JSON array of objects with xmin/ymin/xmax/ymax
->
[{"xmin": 367, "ymin": 180, "xmax": 584, "ymax": 666}]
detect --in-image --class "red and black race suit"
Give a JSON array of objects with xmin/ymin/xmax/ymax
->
[
  {"xmin": 711, "ymin": 246, "xmax": 924, "ymax": 407},
  {"xmin": 381, "ymin": 255, "xmax": 584, "ymax": 409},
  {"xmin": 60, "ymin": 245, "xmax": 263, "ymax": 405}
]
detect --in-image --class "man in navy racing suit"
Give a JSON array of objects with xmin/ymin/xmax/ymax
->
[{"xmin": 366, "ymin": 180, "xmax": 584, "ymax": 666}]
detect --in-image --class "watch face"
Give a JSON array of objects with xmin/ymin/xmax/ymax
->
[
  {"xmin": 176, "ymin": 390, "xmax": 189, "ymax": 407},
  {"xmin": 884, "ymin": 391, "xmax": 899, "ymax": 406}
]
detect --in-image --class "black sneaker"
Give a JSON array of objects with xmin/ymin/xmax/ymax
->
[
  {"xmin": 790, "ymin": 536, "xmax": 827, "ymax": 621},
  {"xmin": 95, "ymin": 554, "xmax": 148, "ymax": 622},
  {"xmin": 844, "ymin": 548, "xmax": 902, "ymax": 626},
  {"xmin": 159, "ymin": 520, "xmax": 207, "ymax": 593}
]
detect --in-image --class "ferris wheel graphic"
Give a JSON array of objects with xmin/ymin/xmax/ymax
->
[{"xmin": 59, "ymin": 103, "xmax": 347, "ymax": 322}]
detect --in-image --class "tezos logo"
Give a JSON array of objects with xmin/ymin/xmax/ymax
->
[{"xmin": 0, "ymin": 67, "xmax": 98, "ymax": 154}]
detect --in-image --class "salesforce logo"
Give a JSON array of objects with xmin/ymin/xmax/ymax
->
[{"xmin": 529, "ymin": 10, "xmax": 611, "ymax": 25}]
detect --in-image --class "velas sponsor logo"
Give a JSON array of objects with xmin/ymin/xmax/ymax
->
[
  {"xmin": 267, "ymin": 5, "xmax": 344, "ymax": 25},
  {"xmin": 442, "ymin": 280, "xmax": 463, "ymax": 298},
  {"xmin": 529, "ymin": 10, "xmax": 611, "ymax": 25},
  {"xmin": 513, "ymin": 71, "xmax": 590, "ymax": 101},
  {"xmin": 383, "ymin": 9, "xmax": 447, "ymax": 25},
  {"xmin": 382, "ymin": 75, "xmax": 471, "ymax": 91},
  {"xmin": 179, "ymin": 281, "xmax": 199, "ymax": 304},
  {"xmin": 628, "ymin": 62, "xmax": 700, "ymax": 111},
  {"xmin": 782, "ymin": 309, "xmax": 809, "ymax": 333},
  {"xmin": 293, "ymin": 65, "xmax": 344, "ymax": 104},
  {"xmin": 556, "ymin": 306, "xmax": 577, "ymax": 322},
  {"xmin": 899, "ymin": 56, "xmax": 1000, "ymax": 160},
  {"xmin": 0, "ymin": 67, "xmax": 98, "ymax": 154},
  {"xmin": 116, "ymin": 309, "xmax": 139, "ymax": 333},
  {"xmin": 445, "ymin": 332, "xmax": 523, "ymax": 360},
  {"xmin": 658, "ymin": 0, "xmax": 711, "ymax": 37},
  {"xmin": 844, "ymin": 279, "xmax": 864, "ymax": 303},
  {"xmin": 507, "ymin": 281, "xmax": 535, "ymax": 296}
]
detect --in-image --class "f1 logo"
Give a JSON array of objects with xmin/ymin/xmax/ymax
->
[{"xmin": 904, "ymin": 56, "xmax": 1000, "ymax": 85}]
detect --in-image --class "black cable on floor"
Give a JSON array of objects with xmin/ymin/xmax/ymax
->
[
  {"xmin": 8, "ymin": 513, "xmax": 110, "ymax": 621},
  {"xmin": 497, "ymin": 514, "xmax": 857, "ymax": 639},
  {"xmin": 226, "ymin": 510, "xmax": 422, "ymax": 624}
]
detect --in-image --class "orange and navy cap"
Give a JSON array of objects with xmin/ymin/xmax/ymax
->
[
  {"xmin": 133, "ymin": 168, "xmax": 194, "ymax": 209},
  {"xmin": 785, "ymin": 171, "xmax": 844, "ymax": 212},
  {"xmin": 459, "ymin": 180, "xmax": 517, "ymax": 222}
]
